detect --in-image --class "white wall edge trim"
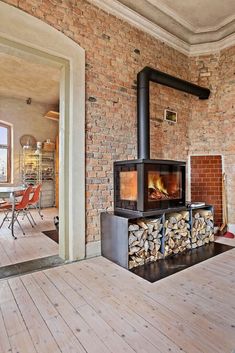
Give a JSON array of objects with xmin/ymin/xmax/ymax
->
[
  {"xmin": 86, "ymin": 241, "xmax": 101, "ymax": 258},
  {"xmin": 90, "ymin": 0, "xmax": 235, "ymax": 57},
  {"xmin": 0, "ymin": 2, "xmax": 86, "ymax": 262}
]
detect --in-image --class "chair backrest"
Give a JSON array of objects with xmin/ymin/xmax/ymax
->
[
  {"xmin": 29, "ymin": 184, "xmax": 42, "ymax": 204},
  {"xmin": 16, "ymin": 186, "xmax": 33, "ymax": 210}
]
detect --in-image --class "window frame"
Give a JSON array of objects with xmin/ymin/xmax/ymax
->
[{"xmin": 0, "ymin": 122, "xmax": 12, "ymax": 183}]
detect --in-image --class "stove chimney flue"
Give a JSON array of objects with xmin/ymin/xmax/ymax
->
[
  {"xmin": 137, "ymin": 66, "xmax": 210, "ymax": 160},
  {"xmin": 137, "ymin": 67, "xmax": 151, "ymax": 160}
]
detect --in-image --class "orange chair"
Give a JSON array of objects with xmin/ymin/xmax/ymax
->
[
  {"xmin": 0, "ymin": 201, "xmax": 11, "ymax": 224},
  {"xmin": 0, "ymin": 186, "xmax": 33, "ymax": 235},
  {"xmin": 27, "ymin": 184, "xmax": 43, "ymax": 225}
]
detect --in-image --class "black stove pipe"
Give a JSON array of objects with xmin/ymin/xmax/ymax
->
[{"xmin": 137, "ymin": 66, "xmax": 210, "ymax": 160}]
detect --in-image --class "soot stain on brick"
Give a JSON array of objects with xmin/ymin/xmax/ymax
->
[
  {"xmin": 85, "ymin": 63, "xmax": 93, "ymax": 70},
  {"xmin": 88, "ymin": 96, "xmax": 97, "ymax": 102},
  {"xmin": 134, "ymin": 48, "xmax": 140, "ymax": 55},
  {"xmin": 102, "ymin": 33, "xmax": 110, "ymax": 40}
]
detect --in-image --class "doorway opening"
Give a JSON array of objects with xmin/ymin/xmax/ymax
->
[
  {"xmin": 0, "ymin": 2, "xmax": 85, "ymax": 277},
  {"xmin": 0, "ymin": 50, "xmax": 60, "ymax": 270}
]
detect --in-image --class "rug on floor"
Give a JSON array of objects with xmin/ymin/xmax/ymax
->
[
  {"xmin": 130, "ymin": 242, "xmax": 233, "ymax": 283},
  {"xmin": 42, "ymin": 229, "xmax": 59, "ymax": 243}
]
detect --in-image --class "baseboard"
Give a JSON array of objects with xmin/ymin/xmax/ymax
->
[
  {"xmin": 85, "ymin": 240, "xmax": 101, "ymax": 258},
  {"xmin": 228, "ymin": 224, "xmax": 235, "ymax": 234}
]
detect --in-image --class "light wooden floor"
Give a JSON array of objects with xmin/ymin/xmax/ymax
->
[
  {"xmin": 0, "ymin": 242, "xmax": 234, "ymax": 353},
  {"xmin": 0, "ymin": 208, "xmax": 58, "ymax": 267},
  {"xmin": 215, "ymin": 235, "xmax": 235, "ymax": 247}
]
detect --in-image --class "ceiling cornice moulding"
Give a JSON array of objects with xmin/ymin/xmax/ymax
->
[
  {"xmin": 190, "ymin": 33, "xmax": 235, "ymax": 56},
  {"xmin": 147, "ymin": 0, "xmax": 235, "ymax": 34},
  {"xmin": 89, "ymin": 0, "xmax": 235, "ymax": 56},
  {"xmin": 146, "ymin": 0, "xmax": 198, "ymax": 33},
  {"xmin": 89, "ymin": 0, "xmax": 189, "ymax": 55}
]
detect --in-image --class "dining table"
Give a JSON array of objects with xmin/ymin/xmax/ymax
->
[{"xmin": 0, "ymin": 185, "xmax": 26, "ymax": 239}]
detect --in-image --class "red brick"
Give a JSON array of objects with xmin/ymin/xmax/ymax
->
[
  {"xmin": 2, "ymin": 0, "xmax": 232, "ymax": 240},
  {"xmin": 191, "ymin": 155, "xmax": 222, "ymax": 225}
]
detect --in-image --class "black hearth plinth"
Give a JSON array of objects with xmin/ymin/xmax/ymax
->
[{"xmin": 130, "ymin": 242, "xmax": 233, "ymax": 283}]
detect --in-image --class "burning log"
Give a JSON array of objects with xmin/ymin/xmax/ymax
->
[
  {"xmin": 192, "ymin": 209, "xmax": 214, "ymax": 248},
  {"xmin": 164, "ymin": 211, "xmax": 191, "ymax": 257},
  {"xmin": 128, "ymin": 217, "xmax": 163, "ymax": 269},
  {"xmin": 148, "ymin": 172, "xmax": 181, "ymax": 200}
]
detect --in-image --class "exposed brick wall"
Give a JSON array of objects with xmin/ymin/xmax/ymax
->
[
  {"xmin": 190, "ymin": 155, "xmax": 222, "ymax": 225},
  {"xmin": 2, "ymin": 0, "xmax": 235, "ymax": 240},
  {"xmin": 189, "ymin": 46, "xmax": 235, "ymax": 226},
  {"xmin": 2, "ymin": 0, "xmax": 192, "ymax": 242},
  {"xmin": 150, "ymin": 83, "xmax": 190, "ymax": 160}
]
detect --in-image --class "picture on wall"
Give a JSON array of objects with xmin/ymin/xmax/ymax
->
[{"xmin": 164, "ymin": 109, "xmax": 177, "ymax": 123}]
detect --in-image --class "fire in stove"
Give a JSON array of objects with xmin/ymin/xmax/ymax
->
[
  {"xmin": 148, "ymin": 171, "xmax": 181, "ymax": 201},
  {"xmin": 114, "ymin": 159, "xmax": 185, "ymax": 214}
]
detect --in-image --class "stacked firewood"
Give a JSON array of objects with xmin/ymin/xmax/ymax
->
[
  {"xmin": 192, "ymin": 209, "xmax": 214, "ymax": 248},
  {"xmin": 128, "ymin": 218, "xmax": 163, "ymax": 269},
  {"xmin": 164, "ymin": 211, "xmax": 191, "ymax": 256}
]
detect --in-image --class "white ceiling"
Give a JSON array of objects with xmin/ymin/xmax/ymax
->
[
  {"xmin": 0, "ymin": 52, "xmax": 60, "ymax": 105},
  {"xmin": 148, "ymin": 0, "xmax": 235, "ymax": 32},
  {"xmin": 90, "ymin": 0, "xmax": 235, "ymax": 55}
]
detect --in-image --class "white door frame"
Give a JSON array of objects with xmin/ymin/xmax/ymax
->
[{"xmin": 0, "ymin": 2, "xmax": 86, "ymax": 261}]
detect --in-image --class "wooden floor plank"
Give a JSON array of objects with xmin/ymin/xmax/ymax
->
[
  {"xmin": 31, "ymin": 271, "xmax": 112, "ymax": 353},
  {"xmin": 44, "ymin": 268, "xmax": 137, "ymax": 353},
  {"xmin": 0, "ymin": 248, "xmax": 234, "ymax": 353},
  {"xmin": 21, "ymin": 274, "xmax": 86, "ymax": 353},
  {"xmin": 66, "ymin": 262, "xmax": 205, "ymax": 353},
  {"xmin": 144, "ymin": 286, "xmax": 234, "ymax": 352},
  {"xmin": 0, "ymin": 281, "xmax": 37, "ymax": 353},
  {"xmin": 46, "ymin": 267, "xmax": 181, "ymax": 353},
  {"xmin": 45, "ymin": 315, "xmax": 86, "ymax": 353},
  {"xmin": 74, "ymin": 256, "xmax": 233, "ymax": 353},
  {"xmin": 215, "ymin": 236, "xmax": 235, "ymax": 247},
  {"xmin": 0, "ymin": 291, "xmax": 26, "ymax": 337},
  {"xmin": 0, "ymin": 242, "xmax": 11, "ymax": 267},
  {"xmin": 0, "ymin": 308, "xmax": 11, "ymax": 353},
  {"xmin": 9, "ymin": 330, "xmax": 37, "ymax": 353},
  {"xmin": 0, "ymin": 208, "xmax": 58, "ymax": 267},
  {"xmin": 53, "ymin": 267, "xmax": 168, "ymax": 353},
  {"xmin": 152, "ymin": 271, "xmax": 235, "ymax": 315},
  {"xmin": 8, "ymin": 276, "xmax": 62, "ymax": 353}
]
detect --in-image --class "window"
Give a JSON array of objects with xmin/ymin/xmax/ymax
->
[{"xmin": 0, "ymin": 122, "xmax": 11, "ymax": 183}]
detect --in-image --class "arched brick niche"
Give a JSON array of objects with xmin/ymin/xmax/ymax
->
[{"xmin": 190, "ymin": 155, "xmax": 222, "ymax": 226}]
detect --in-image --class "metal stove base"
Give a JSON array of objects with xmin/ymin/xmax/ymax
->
[{"xmin": 130, "ymin": 242, "xmax": 233, "ymax": 283}]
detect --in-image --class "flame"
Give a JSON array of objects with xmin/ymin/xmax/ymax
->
[
  {"xmin": 156, "ymin": 176, "xmax": 168, "ymax": 195},
  {"xmin": 148, "ymin": 173, "xmax": 168, "ymax": 195}
]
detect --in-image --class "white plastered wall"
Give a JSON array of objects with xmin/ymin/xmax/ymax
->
[
  {"xmin": 0, "ymin": 97, "xmax": 58, "ymax": 185},
  {"xmin": 0, "ymin": 2, "xmax": 86, "ymax": 261}
]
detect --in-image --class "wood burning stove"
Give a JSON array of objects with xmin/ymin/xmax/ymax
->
[
  {"xmin": 113, "ymin": 66, "xmax": 209, "ymax": 216},
  {"xmin": 114, "ymin": 159, "xmax": 186, "ymax": 215},
  {"xmin": 101, "ymin": 67, "xmax": 211, "ymax": 271}
]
